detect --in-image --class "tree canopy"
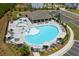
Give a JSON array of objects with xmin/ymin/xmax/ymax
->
[{"xmin": 0, "ymin": 3, "xmax": 16, "ymax": 18}]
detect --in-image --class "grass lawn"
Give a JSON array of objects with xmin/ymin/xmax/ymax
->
[
  {"xmin": 66, "ymin": 22, "xmax": 79, "ymax": 40},
  {"xmin": 69, "ymin": 9, "xmax": 79, "ymax": 14}
]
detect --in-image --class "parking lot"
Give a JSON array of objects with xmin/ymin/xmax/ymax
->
[{"xmin": 64, "ymin": 41, "xmax": 79, "ymax": 56}]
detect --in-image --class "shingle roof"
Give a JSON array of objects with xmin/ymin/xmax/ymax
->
[{"xmin": 26, "ymin": 10, "xmax": 52, "ymax": 20}]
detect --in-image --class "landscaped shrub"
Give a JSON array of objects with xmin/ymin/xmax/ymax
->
[
  {"xmin": 20, "ymin": 45, "xmax": 30, "ymax": 56},
  {"xmin": 56, "ymin": 7, "xmax": 60, "ymax": 10},
  {"xmin": 65, "ymin": 6, "xmax": 69, "ymax": 9}
]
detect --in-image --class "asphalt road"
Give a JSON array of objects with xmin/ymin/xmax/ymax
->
[
  {"xmin": 60, "ymin": 14, "xmax": 79, "ymax": 26},
  {"xmin": 73, "ymin": 21, "xmax": 79, "ymax": 26},
  {"xmin": 60, "ymin": 14, "xmax": 71, "ymax": 23}
]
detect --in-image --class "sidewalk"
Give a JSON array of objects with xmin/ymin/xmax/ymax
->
[{"xmin": 33, "ymin": 52, "xmax": 40, "ymax": 56}]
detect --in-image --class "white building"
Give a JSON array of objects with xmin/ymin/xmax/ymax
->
[{"xmin": 31, "ymin": 3, "xmax": 44, "ymax": 8}]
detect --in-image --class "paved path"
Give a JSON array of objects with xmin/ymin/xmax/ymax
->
[{"xmin": 33, "ymin": 52, "xmax": 40, "ymax": 56}]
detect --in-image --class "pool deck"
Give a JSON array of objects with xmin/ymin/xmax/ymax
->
[
  {"xmin": 6, "ymin": 17, "xmax": 70, "ymax": 56},
  {"xmin": 6, "ymin": 18, "xmax": 66, "ymax": 45},
  {"xmin": 33, "ymin": 24, "xmax": 74, "ymax": 56}
]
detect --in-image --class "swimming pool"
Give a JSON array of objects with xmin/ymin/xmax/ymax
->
[{"xmin": 25, "ymin": 25, "xmax": 59, "ymax": 46}]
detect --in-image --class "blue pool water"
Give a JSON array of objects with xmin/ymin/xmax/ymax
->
[{"xmin": 25, "ymin": 25, "xmax": 59, "ymax": 46}]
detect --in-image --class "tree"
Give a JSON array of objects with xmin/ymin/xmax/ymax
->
[
  {"xmin": 54, "ymin": 13, "xmax": 60, "ymax": 20},
  {"xmin": 65, "ymin": 6, "xmax": 69, "ymax": 9},
  {"xmin": 69, "ymin": 7, "xmax": 73, "ymax": 10},
  {"xmin": 0, "ymin": 4, "xmax": 16, "ymax": 18},
  {"xmin": 61, "ymin": 39, "xmax": 64, "ymax": 45},
  {"xmin": 20, "ymin": 45, "xmax": 30, "ymax": 56},
  {"xmin": 43, "ymin": 45, "xmax": 48, "ymax": 50},
  {"xmin": 24, "ymin": 7, "xmax": 27, "ymax": 11},
  {"xmin": 71, "ymin": 3, "xmax": 79, "ymax": 9},
  {"xmin": 56, "ymin": 7, "xmax": 60, "ymax": 10}
]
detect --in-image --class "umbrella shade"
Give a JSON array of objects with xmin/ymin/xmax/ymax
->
[
  {"xmin": 7, "ymin": 36, "xmax": 14, "ymax": 41},
  {"xmin": 43, "ymin": 42, "xmax": 49, "ymax": 46},
  {"xmin": 6, "ymin": 33, "xmax": 11, "ymax": 38},
  {"xmin": 43, "ymin": 45, "xmax": 48, "ymax": 50},
  {"xmin": 10, "ymin": 29, "xmax": 13, "ymax": 31}
]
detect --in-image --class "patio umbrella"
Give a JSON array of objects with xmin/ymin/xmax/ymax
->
[
  {"xmin": 43, "ymin": 42, "xmax": 49, "ymax": 50},
  {"xmin": 43, "ymin": 42, "xmax": 50, "ymax": 46},
  {"xmin": 6, "ymin": 33, "xmax": 11, "ymax": 38}
]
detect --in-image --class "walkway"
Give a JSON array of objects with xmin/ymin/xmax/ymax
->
[{"xmin": 33, "ymin": 52, "xmax": 40, "ymax": 56}]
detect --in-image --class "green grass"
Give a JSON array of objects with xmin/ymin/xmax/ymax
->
[
  {"xmin": 66, "ymin": 22, "xmax": 79, "ymax": 40},
  {"xmin": 70, "ymin": 9, "xmax": 79, "ymax": 14}
]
